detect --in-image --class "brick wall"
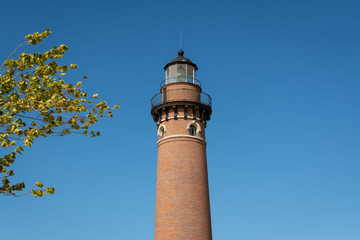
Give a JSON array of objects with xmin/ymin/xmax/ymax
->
[{"xmin": 154, "ymin": 116, "xmax": 212, "ymax": 240}]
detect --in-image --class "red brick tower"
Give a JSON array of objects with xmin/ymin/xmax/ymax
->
[{"xmin": 151, "ymin": 49, "xmax": 213, "ymax": 240}]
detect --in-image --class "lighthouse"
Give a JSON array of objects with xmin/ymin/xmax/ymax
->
[{"xmin": 150, "ymin": 49, "xmax": 213, "ymax": 240}]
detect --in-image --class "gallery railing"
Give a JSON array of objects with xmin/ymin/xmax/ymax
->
[
  {"xmin": 151, "ymin": 89, "xmax": 212, "ymax": 109},
  {"xmin": 160, "ymin": 77, "xmax": 202, "ymax": 88}
]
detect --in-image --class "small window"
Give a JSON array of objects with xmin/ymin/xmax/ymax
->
[
  {"xmin": 189, "ymin": 125, "xmax": 196, "ymax": 136},
  {"xmin": 157, "ymin": 124, "xmax": 167, "ymax": 138}
]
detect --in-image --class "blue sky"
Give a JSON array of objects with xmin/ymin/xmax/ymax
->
[{"xmin": 1, "ymin": 0, "xmax": 359, "ymax": 239}]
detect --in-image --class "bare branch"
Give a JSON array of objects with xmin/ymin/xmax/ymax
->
[{"xmin": 0, "ymin": 40, "xmax": 28, "ymax": 71}]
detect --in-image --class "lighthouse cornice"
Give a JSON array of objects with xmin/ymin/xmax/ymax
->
[{"xmin": 151, "ymin": 101, "xmax": 212, "ymax": 124}]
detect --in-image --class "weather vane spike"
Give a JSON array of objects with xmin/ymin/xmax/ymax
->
[{"xmin": 180, "ymin": 30, "xmax": 182, "ymax": 49}]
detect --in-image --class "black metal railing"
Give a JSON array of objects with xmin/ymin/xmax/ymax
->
[
  {"xmin": 160, "ymin": 77, "xmax": 202, "ymax": 88},
  {"xmin": 151, "ymin": 89, "xmax": 212, "ymax": 109}
]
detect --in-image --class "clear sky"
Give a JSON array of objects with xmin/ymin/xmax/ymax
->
[{"xmin": 1, "ymin": 0, "xmax": 359, "ymax": 239}]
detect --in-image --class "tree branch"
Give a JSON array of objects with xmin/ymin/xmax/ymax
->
[{"xmin": 0, "ymin": 40, "xmax": 28, "ymax": 71}]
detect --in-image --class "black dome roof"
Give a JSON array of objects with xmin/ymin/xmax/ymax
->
[{"xmin": 164, "ymin": 49, "xmax": 198, "ymax": 71}]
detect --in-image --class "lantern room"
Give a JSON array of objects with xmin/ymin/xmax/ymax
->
[
  {"xmin": 151, "ymin": 49, "xmax": 212, "ymax": 123},
  {"xmin": 163, "ymin": 49, "xmax": 198, "ymax": 85}
]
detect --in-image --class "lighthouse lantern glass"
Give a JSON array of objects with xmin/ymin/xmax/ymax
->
[
  {"xmin": 186, "ymin": 65, "xmax": 195, "ymax": 84},
  {"xmin": 165, "ymin": 63, "xmax": 196, "ymax": 85}
]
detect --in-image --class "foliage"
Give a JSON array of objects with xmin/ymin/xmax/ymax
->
[{"xmin": 0, "ymin": 30, "xmax": 119, "ymax": 197}]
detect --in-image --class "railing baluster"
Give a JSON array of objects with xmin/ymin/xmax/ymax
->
[{"xmin": 151, "ymin": 89, "xmax": 212, "ymax": 108}]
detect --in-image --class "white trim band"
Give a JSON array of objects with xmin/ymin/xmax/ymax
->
[{"xmin": 157, "ymin": 134, "xmax": 206, "ymax": 145}]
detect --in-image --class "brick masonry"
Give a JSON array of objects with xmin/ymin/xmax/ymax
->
[{"xmin": 154, "ymin": 83, "xmax": 212, "ymax": 240}]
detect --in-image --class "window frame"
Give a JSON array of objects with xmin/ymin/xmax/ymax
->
[{"xmin": 189, "ymin": 125, "xmax": 196, "ymax": 136}]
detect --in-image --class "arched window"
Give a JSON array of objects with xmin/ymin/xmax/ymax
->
[
  {"xmin": 189, "ymin": 125, "xmax": 196, "ymax": 136},
  {"xmin": 157, "ymin": 124, "xmax": 167, "ymax": 138},
  {"xmin": 186, "ymin": 120, "xmax": 201, "ymax": 137}
]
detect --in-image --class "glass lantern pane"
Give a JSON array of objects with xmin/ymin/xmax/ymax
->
[
  {"xmin": 176, "ymin": 64, "xmax": 186, "ymax": 82},
  {"xmin": 186, "ymin": 65, "xmax": 194, "ymax": 83},
  {"xmin": 165, "ymin": 69, "xmax": 169, "ymax": 84},
  {"xmin": 165, "ymin": 64, "xmax": 195, "ymax": 84},
  {"xmin": 168, "ymin": 65, "xmax": 177, "ymax": 83}
]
